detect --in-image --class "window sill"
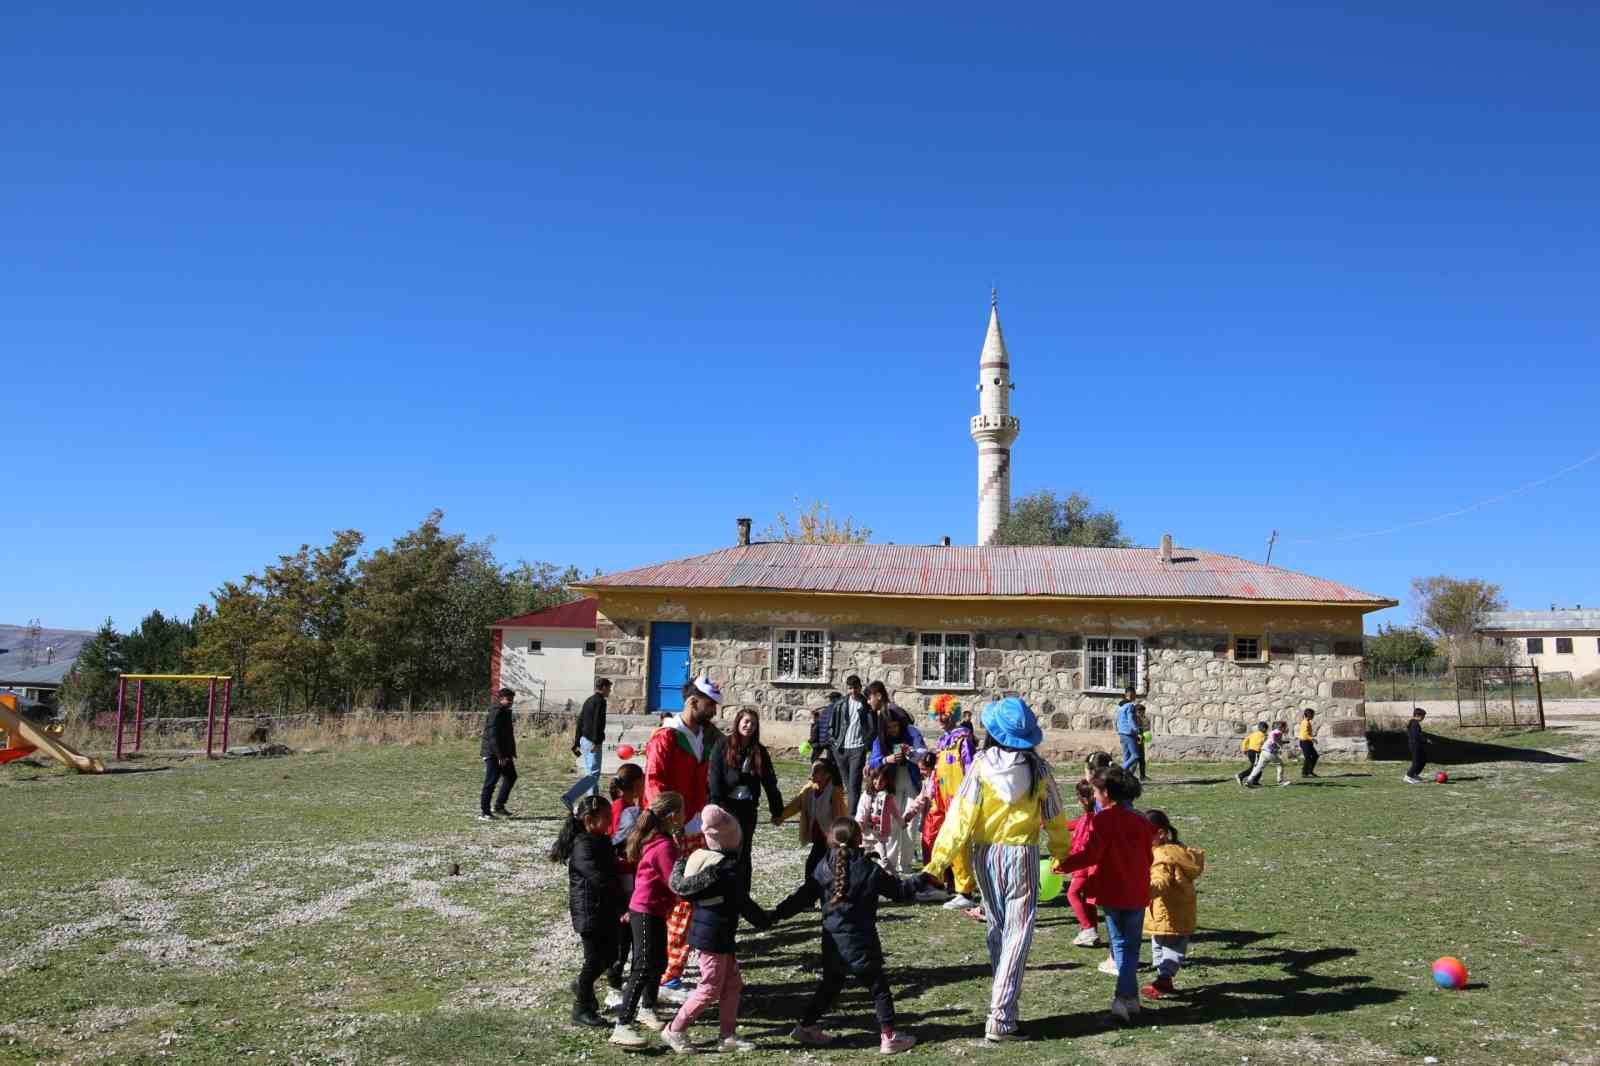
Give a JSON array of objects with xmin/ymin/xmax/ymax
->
[
  {"xmin": 916, "ymin": 682, "xmax": 976, "ymax": 691},
  {"xmin": 1084, "ymin": 688, "xmax": 1138, "ymax": 696},
  {"xmin": 1231, "ymin": 659, "xmax": 1269, "ymax": 666},
  {"xmin": 772, "ymin": 678, "xmax": 830, "ymax": 686}
]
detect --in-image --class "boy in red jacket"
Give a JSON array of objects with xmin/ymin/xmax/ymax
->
[{"xmin": 1054, "ymin": 766, "xmax": 1155, "ymax": 1024}]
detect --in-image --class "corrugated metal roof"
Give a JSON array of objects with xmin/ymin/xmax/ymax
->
[
  {"xmin": 1479, "ymin": 609, "xmax": 1600, "ymax": 633},
  {"xmin": 0, "ymin": 659, "xmax": 75, "ymax": 686},
  {"xmin": 491, "ymin": 597, "xmax": 598, "ymax": 630},
  {"xmin": 580, "ymin": 544, "xmax": 1392, "ymax": 606}
]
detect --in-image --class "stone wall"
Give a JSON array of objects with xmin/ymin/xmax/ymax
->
[{"xmin": 593, "ymin": 610, "xmax": 1368, "ymax": 760}]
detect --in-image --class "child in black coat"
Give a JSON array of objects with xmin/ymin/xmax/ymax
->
[
  {"xmin": 658, "ymin": 805, "xmax": 771, "ymax": 1053},
  {"xmin": 549, "ymin": 795, "xmax": 626, "ymax": 1028},
  {"xmin": 771, "ymin": 816, "xmax": 927, "ymax": 1055}
]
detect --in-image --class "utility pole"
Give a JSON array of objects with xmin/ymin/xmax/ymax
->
[{"xmin": 1265, "ymin": 530, "xmax": 1278, "ymax": 566}]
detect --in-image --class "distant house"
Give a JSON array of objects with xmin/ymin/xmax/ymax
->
[
  {"xmin": 489, "ymin": 598, "xmax": 599, "ymax": 710},
  {"xmin": 1479, "ymin": 608, "xmax": 1600, "ymax": 680},
  {"xmin": 0, "ymin": 658, "xmax": 76, "ymax": 710}
]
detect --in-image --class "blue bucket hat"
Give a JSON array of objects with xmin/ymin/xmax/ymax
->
[{"xmin": 981, "ymin": 696, "xmax": 1043, "ymax": 750}]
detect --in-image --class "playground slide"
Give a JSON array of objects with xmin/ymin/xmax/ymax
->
[{"xmin": 0, "ymin": 704, "xmax": 105, "ymax": 774}]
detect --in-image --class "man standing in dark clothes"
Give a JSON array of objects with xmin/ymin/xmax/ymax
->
[
  {"xmin": 1403, "ymin": 707, "xmax": 1428, "ymax": 784},
  {"xmin": 829, "ymin": 675, "xmax": 877, "ymax": 817},
  {"xmin": 563, "ymin": 678, "xmax": 613, "ymax": 811},
  {"xmin": 480, "ymin": 686, "xmax": 518, "ymax": 820}
]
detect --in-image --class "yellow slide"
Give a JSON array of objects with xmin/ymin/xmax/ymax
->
[{"xmin": 0, "ymin": 700, "xmax": 105, "ymax": 774}]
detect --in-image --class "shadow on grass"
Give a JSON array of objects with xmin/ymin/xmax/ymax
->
[
  {"xmin": 102, "ymin": 766, "xmax": 175, "ymax": 776},
  {"xmin": 1367, "ymin": 730, "xmax": 1583, "ymax": 765}
]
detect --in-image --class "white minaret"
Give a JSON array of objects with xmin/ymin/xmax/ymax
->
[{"xmin": 970, "ymin": 289, "xmax": 1020, "ymax": 545}]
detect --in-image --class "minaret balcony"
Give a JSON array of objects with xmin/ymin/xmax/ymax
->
[{"xmin": 970, "ymin": 414, "xmax": 1020, "ymax": 444}]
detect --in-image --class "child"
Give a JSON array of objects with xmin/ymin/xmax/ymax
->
[
  {"xmin": 776, "ymin": 759, "xmax": 848, "ymax": 884},
  {"xmin": 609, "ymin": 763, "xmax": 646, "ymax": 837},
  {"xmin": 902, "ymin": 752, "xmax": 951, "ymax": 903},
  {"xmin": 1235, "ymin": 722, "xmax": 1266, "ymax": 785},
  {"xmin": 1054, "ymin": 766, "xmax": 1156, "ymax": 1024},
  {"xmin": 1404, "ymin": 707, "xmax": 1428, "ymax": 784},
  {"xmin": 856, "ymin": 765, "xmax": 916, "ymax": 876},
  {"xmin": 603, "ymin": 764, "xmax": 646, "ymax": 1008},
  {"xmin": 811, "ymin": 692, "xmax": 842, "ymax": 760},
  {"xmin": 1142, "ymin": 809, "xmax": 1204, "ymax": 999},
  {"xmin": 771, "ymin": 817, "xmax": 923, "ymax": 1054},
  {"xmin": 1065, "ymin": 780, "xmax": 1101, "ymax": 947},
  {"xmin": 1244, "ymin": 721, "xmax": 1289, "ymax": 788},
  {"xmin": 549, "ymin": 795, "xmax": 625, "ymax": 1029},
  {"xmin": 610, "ymin": 791, "xmax": 685, "ymax": 1049},
  {"xmin": 659, "ymin": 805, "xmax": 771, "ymax": 1054},
  {"xmin": 927, "ymin": 694, "xmax": 979, "ymax": 911},
  {"xmin": 1115, "ymin": 686, "xmax": 1140, "ymax": 772},
  {"xmin": 1298, "ymin": 708, "xmax": 1319, "ymax": 778},
  {"xmin": 1132, "ymin": 704, "xmax": 1150, "ymax": 780}
]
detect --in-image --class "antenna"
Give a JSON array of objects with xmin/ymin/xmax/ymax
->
[{"xmin": 1265, "ymin": 530, "xmax": 1278, "ymax": 565}]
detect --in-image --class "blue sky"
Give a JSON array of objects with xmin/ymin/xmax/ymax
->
[{"xmin": 4, "ymin": 3, "xmax": 1598, "ymax": 633}]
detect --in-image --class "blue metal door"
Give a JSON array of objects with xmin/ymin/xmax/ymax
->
[{"xmin": 649, "ymin": 622, "xmax": 692, "ymax": 713}]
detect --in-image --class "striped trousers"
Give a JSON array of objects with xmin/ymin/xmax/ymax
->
[{"xmin": 973, "ymin": 843, "xmax": 1040, "ymax": 1033}]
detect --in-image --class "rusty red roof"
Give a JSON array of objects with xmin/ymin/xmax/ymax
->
[
  {"xmin": 580, "ymin": 545, "xmax": 1393, "ymax": 606},
  {"xmin": 491, "ymin": 597, "xmax": 598, "ymax": 629}
]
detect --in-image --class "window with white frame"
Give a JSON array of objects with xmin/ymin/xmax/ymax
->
[
  {"xmin": 1084, "ymin": 637, "xmax": 1141, "ymax": 692},
  {"xmin": 1233, "ymin": 636, "xmax": 1263, "ymax": 662},
  {"xmin": 918, "ymin": 632, "xmax": 974, "ymax": 688},
  {"xmin": 527, "ymin": 639, "xmax": 543, "ymax": 654},
  {"xmin": 771, "ymin": 628, "xmax": 830, "ymax": 683}
]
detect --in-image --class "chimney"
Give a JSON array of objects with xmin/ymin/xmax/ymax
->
[
  {"xmin": 941, "ymin": 535, "xmax": 952, "ymax": 547},
  {"xmin": 1160, "ymin": 533, "xmax": 1173, "ymax": 564},
  {"xmin": 736, "ymin": 517, "xmax": 752, "ymax": 546}
]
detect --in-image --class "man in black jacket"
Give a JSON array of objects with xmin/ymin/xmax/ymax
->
[
  {"xmin": 829, "ymin": 675, "xmax": 876, "ymax": 816},
  {"xmin": 562, "ymin": 678, "xmax": 612, "ymax": 811},
  {"xmin": 1403, "ymin": 707, "xmax": 1428, "ymax": 784},
  {"xmin": 479, "ymin": 687, "xmax": 518, "ymax": 820}
]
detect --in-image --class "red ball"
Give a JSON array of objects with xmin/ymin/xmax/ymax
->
[
  {"xmin": 617, "ymin": 744, "xmax": 636, "ymax": 760},
  {"xmin": 1432, "ymin": 955, "xmax": 1468, "ymax": 989},
  {"xmin": 1435, "ymin": 771, "xmax": 1448, "ymax": 784}
]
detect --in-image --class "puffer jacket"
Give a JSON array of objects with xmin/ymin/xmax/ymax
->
[
  {"xmin": 1145, "ymin": 842, "xmax": 1205, "ymax": 936},
  {"xmin": 567, "ymin": 831, "xmax": 625, "ymax": 937},
  {"xmin": 668, "ymin": 849, "xmax": 770, "ymax": 954},
  {"xmin": 772, "ymin": 847, "xmax": 924, "ymax": 974}
]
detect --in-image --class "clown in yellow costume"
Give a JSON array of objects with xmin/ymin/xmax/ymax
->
[{"xmin": 926, "ymin": 694, "xmax": 979, "ymax": 907}]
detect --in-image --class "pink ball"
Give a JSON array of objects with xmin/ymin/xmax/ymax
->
[
  {"xmin": 1435, "ymin": 771, "xmax": 1448, "ymax": 783},
  {"xmin": 1432, "ymin": 956, "xmax": 1468, "ymax": 989}
]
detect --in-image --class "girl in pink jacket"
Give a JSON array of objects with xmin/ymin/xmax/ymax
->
[{"xmin": 610, "ymin": 791, "xmax": 684, "ymax": 1048}]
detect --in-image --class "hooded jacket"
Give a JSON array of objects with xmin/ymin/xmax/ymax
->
[
  {"xmin": 1055, "ymin": 803, "xmax": 1156, "ymax": 911},
  {"xmin": 1146, "ymin": 842, "xmax": 1205, "ymax": 936},
  {"xmin": 644, "ymin": 716, "xmax": 714, "ymax": 825},
  {"xmin": 668, "ymin": 848, "xmax": 770, "ymax": 954},
  {"xmin": 772, "ymin": 847, "xmax": 923, "ymax": 974},
  {"xmin": 628, "ymin": 833, "xmax": 681, "ymax": 918},
  {"xmin": 567, "ymin": 831, "xmax": 625, "ymax": 936},
  {"xmin": 926, "ymin": 747, "xmax": 1073, "ymax": 881}
]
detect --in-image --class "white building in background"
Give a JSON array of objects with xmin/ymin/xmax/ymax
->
[
  {"xmin": 1479, "ymin": 607, "xmax": 1600, "ymax": 681},
  {"xmin": 970, "ymin": 290, "xmax": 1020, "ymax": 546},
  {"xmin": 489, "ymin": 598, "xmax": 599, "ymax": 710}
]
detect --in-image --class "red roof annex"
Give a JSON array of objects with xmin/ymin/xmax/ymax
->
[{"xmin": 491, "ymin": 597, "xmax": 598, "ymax": 629}]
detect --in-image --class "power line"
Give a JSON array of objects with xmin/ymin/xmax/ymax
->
[{"xmin": 1281, "ymin": 447, "xmax": 1600, "ymax": 545}]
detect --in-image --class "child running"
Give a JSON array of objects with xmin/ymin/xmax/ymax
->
[
  {"xmin": 771, "ymin": 817, "xmax": 924, "ymax": 1054},
  {"xmin": 610, "ymin": 791, "xmax": 685, "ymax": 1049},
  {"xmin": 1244, "ymin": 721, "xmax": 1289, "ymax": 788},
  {"xmin": 1054, "ymin": 765, "xmax": 1156, "ymax": 1024},
  {"xmin": 549, "ymin": 795, "xmax": 626, "ymax": 1029},
  {"xmin": 1142, "ymin": 809, "xmax": 1204, "ymax": 999},
  {"xmin": 659, "ymin": 805, "xmax": 771, "ymax": 1054},
  {"xmin": 1235, "ymin": 722, "xmax": 1267, "ymax": 785}
]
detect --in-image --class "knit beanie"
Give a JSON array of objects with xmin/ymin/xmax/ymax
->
[{"xmin": 700, "ymin": 804, "xmax": 742, "ymax": 852}]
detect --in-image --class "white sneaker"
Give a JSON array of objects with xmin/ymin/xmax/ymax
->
[
  {"xmin": 636, "ymin": 1006, "xmax": 666, "ymax": 1031},
  {"xmin": 610, "ymin": 1023, "xmax": 647, "ymax": 1047},
  {"xmin": 1097, "ymin": 957, "xmax": 1120, "ymax": 975},
  {"xmin": 943, "ymin": 893, "xmax": 976, "ymax": 910},
  {"xmin": 1403, "ymin": 775, "xmax": 1422, "ymax": 785},
  {"xmin": 1278, "ymin": 780, "xmax": 1292, "ymax": 787},
  {"xmin": 657, "ymin": 984, "xmax": 692, "ymax": 1006},
  {"xmin": 604, "ymin": 987, "xmax": 625, "ymax": 1009},
  {"xmin": 719, "ymin": 1035, "xmax": 756, "ymax": 1052},
  {"xmin": 660, "ymin": 1027, "xmax": 695, "ymax": 1055},
  {"xmin": 1072, "ymin": 927, "xmax": 1101, "ymax": 947}
]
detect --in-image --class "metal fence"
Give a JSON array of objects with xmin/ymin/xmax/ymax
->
[{"xmin": 1454, "ymin": 665, "xmax": 1545, "ymax": 729}]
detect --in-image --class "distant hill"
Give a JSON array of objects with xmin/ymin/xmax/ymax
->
[{"xmin": 0, "ymin": 624, "xmax": 93, "ymax": 669}]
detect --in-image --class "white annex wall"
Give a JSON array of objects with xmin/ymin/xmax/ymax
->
[
  {"xmin": 1511, "ymin": 633, "xmax": 1600, "ymax": 680},
  {"xmin": 499, "ymin": 627, "xmax": 597, "ymax": 710}
]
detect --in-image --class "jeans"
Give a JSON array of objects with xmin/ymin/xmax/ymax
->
[
  {"xmin": 1118, "ymin": 733, "xmax": 1140, "ymax": 772},
  {"xmin": 1151, "ymin": 934, "xmax": 1189, "ymax": 980},
  {"xmin": 1300, "ymin": 739, "xmax": 1319, "ymax": 776},
  {"xmin": 1102, "ymin": 907, "xmax": 1144, "ymax": 1000},
  {"xmin": 802, "ymin": 940, "xmax": 895, "ymax": 1031},
  {"xmin": 480, "ymin": 757, "xmax": 517, "ymax": 814},
  {"xmin": 561, "ymin": 737, "xmax": 602, "ymax": 810},
  {"xmin": 669, "ymin": 951, "xmax": 743, "ymax": 1039},
  {"xmin": 838, "ymin": 747, "xmax": 869, "ymax": 819},
  {"xmin": 576, "ymin": 925, "xmax": 620, "ymax": 1011},
  {"xmin": 618, "ymin": 911, "xmax": 668, "ymax": 1023}
]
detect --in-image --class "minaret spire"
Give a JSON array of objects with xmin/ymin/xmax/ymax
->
[{"xmin": 970, "ymin": 291, "xmax": 1020, "ymax": 545}]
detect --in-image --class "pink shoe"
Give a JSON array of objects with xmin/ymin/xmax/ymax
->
[
  {"xmin": 790, "ymin": 1024, "xmax": 833, "ymax": 1046},
  {"xmin": 964, "ymin": 906, "xmax": 986, "ymax": 922},
  {"xmin": 880, "ymin": 1030, "xmax": 917, "ymax": 1055}
]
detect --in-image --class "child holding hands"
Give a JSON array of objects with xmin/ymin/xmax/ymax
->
[
  {"xmin": 549, "ymin": 795, "xmax": 626, "ymax": 1029},
  {"xmin": 1142, "ymin": 809, "xmax": 1204, "ymax": 999},
  {"xmin": 610, "ymin": 791, "xmax": 685, "ymax": 1049}
]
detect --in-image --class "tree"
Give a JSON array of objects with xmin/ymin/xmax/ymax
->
[
  {"xmin": 57, "ymin": 619, "xmax": 126, "ymax": 717},
  {"xmin": 1364, "ymin": 625, "xmax": 1437, "ymax": 673},
  {"xmin": 1410, "ymin": 576, "xmax": 1505, "ymax": 640},
  {"xmin": 761, "ymin": 499, "xmax": 871, "ymax": 544},
  {"xmin": 989, "ymin": 490, "xmax": 1131, "ymax": 547},
  {"xmin": 253, "ymin": 531, "xmax": 362, "ymax": 712},
  {"xmin": 190, "ymin": 580, "xmax": 269, "ymax": 710}
]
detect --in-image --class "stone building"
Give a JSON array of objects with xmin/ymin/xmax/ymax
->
[{"xmin": 573, "ymin": 535, "xmax": 1394, "ymax": 760}]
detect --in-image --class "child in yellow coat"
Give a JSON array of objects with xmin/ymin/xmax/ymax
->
[{"xmin": 1142, "ymin": 810, "xmax": 1204, "ymax": 999}]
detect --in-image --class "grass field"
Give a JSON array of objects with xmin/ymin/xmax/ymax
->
[{"xmin": 4, "ymin": 723, "xmax": 1599, "ymax": 1066}]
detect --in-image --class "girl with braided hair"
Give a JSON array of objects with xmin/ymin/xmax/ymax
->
[{"xmin": 768, "ymin": 817, "xmax": 926, "ymax": 1054}]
